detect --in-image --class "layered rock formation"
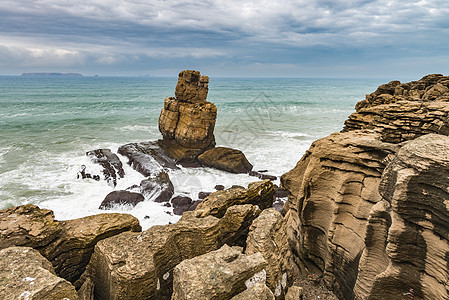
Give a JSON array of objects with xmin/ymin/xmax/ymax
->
[
  {"xmin": 159, "ymin": 70, "xmax": 217, "ymax": 163},
  {"xmin": 0, "ymin": 246, "xmax": 78, "ymax": 300},
  {"xmin": 280, "ymin": 74, "xmax": 449, "ymax": 299}
]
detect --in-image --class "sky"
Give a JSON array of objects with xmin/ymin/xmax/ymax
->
[{"xmin": 0, "ymin": 0, "xmax": 448, "ymax": 78}]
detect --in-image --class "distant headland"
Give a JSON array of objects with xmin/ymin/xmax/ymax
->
[{"xmin": 21, "ymin": 72, "xmax": 84, "ymax": 77}]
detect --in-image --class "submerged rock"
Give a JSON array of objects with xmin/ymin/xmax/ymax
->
[
  {"xmin": 0, "ymin": 246, "xmax": 77, "ymax": 300},
  {"xmin": 159, "ymin": 70, "xmax": 217, "ymax": 163},
  {"xmin": 198, "ymin": 147, "xmax": 253, "ymax": 173},
  {"xmin": 172, "ymin": 244, "xmax": 267, "ymax": 300}
]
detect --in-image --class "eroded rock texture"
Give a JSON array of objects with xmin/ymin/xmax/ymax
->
[
  {"xmin": 159, "ymin": 70, "xmax": 217, "ymax": 163},
  {"xmin": 83, "ymin": 204, "xmax": 260, "ymax": 300},
  {"xmin": 0, "ymin": 205, "xmax": 141, "ymax": 283},
  {"xmin": 355, "ymin": 134, "xmax": 449, "ymax": 299},
  {"xmin": 0, "ymin": 246, "xmax": 78, "ymax": 300},
  {"xmin": 171, "ymin": 244, "xmax": 267, "ymax": 300},
  {"xmin": 281, "ymin": 75, "xmax": 449, "ymax": 299},
  {"xmin": 344, "ymin": 74, "xmax": 449, "ymax": 143}
]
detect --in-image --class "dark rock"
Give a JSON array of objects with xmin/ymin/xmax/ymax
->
[
  {"xmin": 99, "ymin": 190, "xmax": 145, "ymax": 209},
  {"xmin": 231, "ymin": 185, "xmax": 245, "ymax": 189},
  {"xmin": 274, "ymin": 185, "xmax": 288, "ymax": 198},
  {"xmin": 171, "ymin": 196, "xmax": 192, "ymax": 208},
  {"xmin": 188, "ymin": 200, "xmax": 202, "ymax": 211},
  {"xmin": 250, "ymin": 170, "xmax": 277, "ymax": 181},
  {"xmin": 214, "ymin": 184, "xmax": 225, "ymax": 190},
  {"xmin": 118, "ymin": 141, "xmax": 179, "ymax": 177},
  {"xmin": 164, "ymin": 203, "xmax": 171, "ymax": 207},
  {"xmin": 144, "ymin": 215, "xmax": 151, "ymax": 219},
  {"xmin": 173, "ymin": 205, "xmax": 192, "ymax": 216},
  {"xmin": 258, "ymin": 170, "xmax": 268, "ymax": 173},
  {"xmin": 272, "ymin": 200, "xmax": 284, "ymax": 212},
  {"xmin": 139, "ymin": 171, "xmax": 174, "ymax": 203},
  {"xmin": 198, "ymin": 147, "xmax": 253, "ymax": 173},
  {"xmin": 198, "ymin": 191, "xmax": 211, "ymax": 199},
  {"xmin": 86, "ymin": 149, "xmax": 125, "ymax": 187}
]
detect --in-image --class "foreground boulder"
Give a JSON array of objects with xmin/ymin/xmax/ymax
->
[
  {"xmin": 82, "ymin": 204, "xmax": 260, "ymax": 299},
  {"xmin": 159, "ymin": 70, "xmax": 217, "ymax": 163},
  {"xmin": 198, "ymin": 147, "xmax": 253, "ymax": 173},
  {"xmin": 231, "ymin": 283, "xmax": 275, "ymax": 300},
  {"xmin": 0, "ymin": 246, "xmax": 77, "ymax": 300},
  {"xmin": 172, "ymin": 244, "xmax": 267, "ymax": 300},
  {"xmin": 355, "ymin": 134, "xmax": 449, "ymax": 299},
  {"xmin": 195, "ymin": 180, "xmax": 275, "ymax": 218},
  {"xmin": 0, "ymin": 205, "xmax": 141, "ymax": 283}
]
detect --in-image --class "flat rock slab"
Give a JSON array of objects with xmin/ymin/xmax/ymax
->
[
  {"xmin": 0, "ymin": 246, "xmax": 77, "ymax": 300},
  {"xmin": 172, "ymin": 244, "xmax": 267, "ymax": 300}
]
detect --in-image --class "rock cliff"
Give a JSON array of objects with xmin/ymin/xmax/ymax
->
[{"xmin": 281, "ymin": 74, "xmax": 449, "ymax": 299}]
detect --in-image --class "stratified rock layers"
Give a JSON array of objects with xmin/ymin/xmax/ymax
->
[{"xmin": 159, "ymin": 70, "xmax": 217, "ymax": 163}]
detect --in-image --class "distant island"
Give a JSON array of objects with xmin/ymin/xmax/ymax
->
[{"xmin": 21, "ymin": 73, "xmax": 84, "ymax": 77}]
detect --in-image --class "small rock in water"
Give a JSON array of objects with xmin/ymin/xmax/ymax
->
[
  {"xmin": 99, "ymin": 191, "xmax": 144, "ymax": 210},
  {"xmin": 164, "ymin": 203, "xmax": 172, "ymax": 207},
  {"xmin": 198, "ymin": 192, "xmax": 211, "ymax": 199},
  {"xmin": 214, "ymin": 185, "xmax": 225, "ymax": 190},
  {"xmin": 144, "ymin": 216, "xmax": 150, "ymax": 219},
  {"xmin": 171, "ymin": 196, "xmax": 192, "ymax": 208}
]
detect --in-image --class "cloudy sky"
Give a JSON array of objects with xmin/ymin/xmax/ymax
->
[{"xmin": 0, "ymin": 0, "xmax": 448, "ymax": 77}]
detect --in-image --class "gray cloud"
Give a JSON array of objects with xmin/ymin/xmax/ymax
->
[{"xmin": 0, "ymin": 0, "xmax": 448, "ymax": 76}]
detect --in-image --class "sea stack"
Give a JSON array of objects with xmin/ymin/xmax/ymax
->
[{"xmin": 158, "ymin": 70, "xmax": 217, "ymax": 164}]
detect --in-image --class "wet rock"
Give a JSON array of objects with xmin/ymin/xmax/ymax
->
[
  {"xmin": 86, "ymin": 148, "xmax": 125, "ymax": 186},
  {"xmin": 198, "ymin": 147, "xmax": 253, "ymax": 173},
  {"xmin": 172, "ymin": 244, "xmax": 267, "ymax": 300},
  {"xmin": 0, "ymin": 246, "xmax": 77, "ymax": 300},
  {"xmin": 99, "ymin": 190, "xmax": 144, "ymax": 209},
  {"xmin": 159, "ymin": 70, "xmax": 217, "ymax": 163},
  {"xmin": 215, "ymin": 184, "xmax": 225, "ymax": 190},
  {"xmin": 118, "ymin": 141, "xmax": 179, "ymax": 177},
  {"xmin": 250, "ymin": 170, "xmax": 277, "ymax": 181},
  {"xmin": 198, "ymin": 191, "xmax": 211, "ymax": 199},
  {"xmin": 274, "ymin": 185, "xmax": 288, "ymax": 198},
  {"xmin": 83, "ymin": 204, "xmax": 260, "ymax": 300},
  {"xmin": 195, "ymin": 180, "xmax": 275, "ymax": 218},
  {"xmin": 171, "ymin": 195, "xmax": 192, "ymax": 208},
  {"xmin": 139, "ymin": 171, "xmax": 174, "ymax": 203}
]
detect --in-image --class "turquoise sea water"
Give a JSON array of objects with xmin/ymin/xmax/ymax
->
[{"xmin": 0, "ymin": 76, "xmax": 385, "ymax": 228}]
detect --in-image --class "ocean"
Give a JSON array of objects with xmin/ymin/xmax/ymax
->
[{"xmin": 0, "ymin": 76, "xmax": 386, "ymax": 229}]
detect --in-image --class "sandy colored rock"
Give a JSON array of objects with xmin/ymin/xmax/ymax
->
[
  {"xmin": 196, "ymin": 180, "xmax": 275, "ymax": 218},
  {"xmin": 84, "ymin": 204, "xmax": 260, "ymax": 300},
  {"xmin": 159, "ymin": 70, "xmax": 217, "ymax": 163},
  {"xmin": 231, "ymin": 283, "xmax": 275, "ymax": 300},
  {"xmin": 284, "ymin": 286, "xmax": 303, "ymax": 300},
  {"xmin": 281, "ymin": 131, "xmax": 399, "ymax": 299},
  {"xmin": 0, "ymin": 204, "xmax": 62, "ymax": 250},
  {"xmin": 360, "ymin": 134, "xmax": 449, "ymax": 299},
  {"xmin": 245, "ymin": 208, "xmax": 289, "ymax": 298},
  {"xmin": 0, "ymin": 246, "xmax": 77, "ymax": 300},
  {"xmin": 172, "ymin": 244, "xmax": 267, "ymax": 300},
  {"xmin": 198, "ymin": 146, "xmax": 253, "ymax": 173}
]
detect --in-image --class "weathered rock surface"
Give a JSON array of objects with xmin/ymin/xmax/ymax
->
[
  {"xmin": 99, "ymin": 190, "xmax": 145, "ymax": 209},
  {"xmin": 0, "ymin": 205, "xmax": 62, "ymax": 250},
  {"xmin": 195, "ymin": 179, "xmax": 275, "ymax": 218},
  {"xmin": 159, "ymin": 70, "xmax": 217, "ymax": 163},
  {"xmin": 118, "ymin": 141, "xmax": 180, "ymax": 176},
  {"xmin": 355, "ymin": 134, "xmax": 449, "ymax": 299},
  {"xmin": 246, "ymin": 208, "xmax": 289, "ymax": 298},
  {"xmin": 344, "ymin": 74, "xmax": 449, "ymax": 143},
  {"xmin": 0, "ymin": 205, "xmax": 141, "ymax": 284},
  {"xmin": 86, "ymin": 148, "xmax": 125, "ymax": 187},
  {"xmin": 230, "ymin": 283, "xmax": 275, "ymax": 300},
  {"xmin": 284, "ymin": 286, "xmax": 303, "ymax": 300},
  {"xmin": 83, "ymin": 204, "xmax": 260, "ymax": 299},
  {"xmin": 198, "ymin": 147, "xmax": 253, "ymax": 173},
  {"xmin": 281, "ymin": 131, "xmax": 399, "ymax": 299},
  {"xmin": 0, "ymin": 246, "xmax": 77, "ymax": 300},
  {"xmin": 40, "ymin": 213, "xmax": 141, "ymax": 283},
  {"xmin": 172, "ymin": 244, "xmax": 267, "ymax": 300}
]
